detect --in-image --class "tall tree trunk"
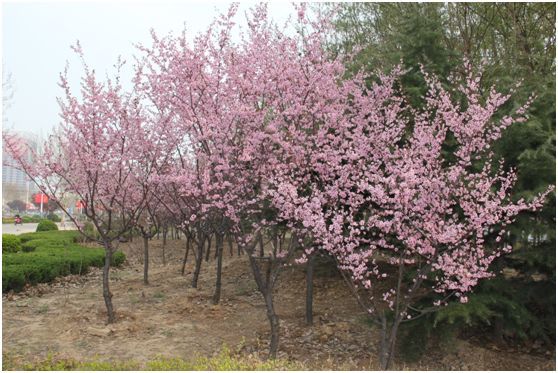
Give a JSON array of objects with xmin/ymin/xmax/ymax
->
[
  {"xmin": 143, "ymin": 235, "xmax": 149, "ymax": 285},
  {"xmin": 181, "ymin": 234, "xmax": 191, "ymax": 276},
  {"xmin": 379, "ymin": 314, "xmax": 389, "ymax": 370},
  {"xmin": 259, "ymin": 234, "xmax": 264, "ymax": 257},
  {"xmin": 305, "ymin": 253, "xmax": 315, "ymax": 325},
  {"xmin": 192, "ymin": 238, "xmax": 204, "ymax": 288},
  {"xmin": 248, "ymin": 255, "xmax": 280, "ymax": 359},
  {"xmin": 102, "ymin": 242, "xmax": 116, "ymax": 323},
  {"xmin": 162, "ymin": 231, "xmax": 167, "ymax": 266},
  {"xmin": 264, "ymin": 291, "xmax": 280, "ymax": 359},
  {"xmin": 212, "ymin": 234, "xmax": 224, "ymax": 304},
  {"xmin": 378, "ymin": 313, "xmax": 403, "ymax": 370},
  {"xmin": 205, "ymin": 235, "xmax": 212, "ymax": 262},
  {"xmin": 228, "ymin": 234, "xmax": 234, "ymax": 256}
]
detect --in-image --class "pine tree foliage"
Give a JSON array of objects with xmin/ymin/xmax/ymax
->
[{"xmin": 333, "ymin": 2, "xmax": 556, "ymax": 354}]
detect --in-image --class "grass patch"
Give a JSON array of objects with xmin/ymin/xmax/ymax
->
[
  {"xmin": 2, "ymin": 347, "xmax": 302, "ymax": 371},
  {"xmin": 2, "ymin": 231, "xmax": 125, "ymax": 293},
  {"xmin": 153, "ymin": 291, "xmax": 165, "ymax": 300}
]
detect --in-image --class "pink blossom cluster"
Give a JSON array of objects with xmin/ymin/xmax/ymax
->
[{"xmin": 4, "ymin": 3, "xmax": 553, "ymax": 311}]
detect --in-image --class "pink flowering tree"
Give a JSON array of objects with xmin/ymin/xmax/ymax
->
[
  {"xmin": 129, "ymin": 108, "xmax": 180, "ymax": 285},
  {"xmin": 136, "ymin": 3, "xmax": 366, "ymax": 357},
  {"xmin": 272, "ymin": 62, "xmax": 553, "ymax": 368},
  {"xmin": 3, "ymin": 45, "xmax": 151, "ymax": 323}
]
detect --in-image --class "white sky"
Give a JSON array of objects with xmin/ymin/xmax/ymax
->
[{"xmin": 1, "ymin": 1, "xmax": 297, "ymax": 136}]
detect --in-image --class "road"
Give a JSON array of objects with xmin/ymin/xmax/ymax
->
[{"xmin": 2, "ymin": 222, "xmax": 76, "ymax": 235}]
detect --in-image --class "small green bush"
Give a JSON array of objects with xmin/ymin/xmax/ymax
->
[
  {"xmin": 82, "ymin": 221, "xmax": 100, "ymax": 241},
  {"xmin": 36, "ymin": 220, "xmax": 59, "ymax": 232},
  {"xmin": 2, "ymin": 234, "xmax": 22, "ymax": 253},
  {"xmin": 2, "ymin": 230, "xmax": 126, "ymax": 292},
  {"xmin": 46, "ymin": 213, "xmax": 62, "ymax": 222}
]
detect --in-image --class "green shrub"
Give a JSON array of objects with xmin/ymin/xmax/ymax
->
[
  {"xmin": 19, "ymin": 230, "xmax": 80, "ymax": 244},
  {"xmin": 2, "ymin": 230, "xmax": 125, "ymax": 292},
  {"xmin": 2, "ymin": 216, "xmax": 44, "ymax": 224},
  {"xmin": 82, "ymin": 221, "xmax": 101, "ymax": 241},
  {"xmin": 112, "ymin": 251, "xmax": 126, "ymax": 267},
  {"xmin": 23, "ymin": 216, "xmax": 44, "ymax": 223},
  {"xmin": 36, "ymin": 220, "xmax": 59, "ymax": 232},
  {"xmin": 2, "ymin": 234, "xmax": 22, "ymax": 253},
  {"xmin": 46, "ymin": 213, "xmax": 62, "ymax": 222}
]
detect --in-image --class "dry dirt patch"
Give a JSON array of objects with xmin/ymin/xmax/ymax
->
[{"xmin": 2, "ymin": 238, "xmax": 555, "ymax": 370}]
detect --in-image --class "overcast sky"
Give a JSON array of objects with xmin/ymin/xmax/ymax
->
[{"xmin": 2, "ymin": 1, "xmax": 296, "ymax": 137}]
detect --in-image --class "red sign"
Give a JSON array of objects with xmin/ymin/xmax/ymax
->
[
  {"xmin": 76, "ymin": 200, "xmax": 84, "ymax": 209},
  {"xmin": 34, "ymin": 193, "xmax": 48, "ymax": 204}
]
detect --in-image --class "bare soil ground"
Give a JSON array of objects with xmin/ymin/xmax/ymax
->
[{"xmin": 2, "ymin": 238, "xmax": 555, "ymax": 370}]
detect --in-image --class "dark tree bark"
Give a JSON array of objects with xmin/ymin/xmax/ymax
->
[
  {"xmin": 205, "ymin": 234, "xmax": 212, "ymax": 262},
  {"xmin": 259, "ymin": 234, "xmax": 265, "ymax": 257},
  {"xmin": 212, "ymin": 234, "xmax": 225, "ymax": 304},
  {"xmin": 162, "ymin": 231, "xmax": 167, "ymax": 266},
  {"xmin": 305, "ymin": 253, "xmax": 315, "ymax": 325},
  {"xmin": 248, "ymin": 254, "xmax": 280, "ymax": 359},
  {"xmin": 143, "ymin": 235, "xmax": 149, "ymax": 285},
  {"xmin": 265, "ymin": 291, "xmax": 280, "ymax": 358},
  {"xmin": 228, "ymin": 234, "xmax": 234, "ymax": 256},
  {"xmin": 192, "ymin": 236, "xmax": 204, "ymax": 288},
  {"xmin": 102, "ymin": 241, "xmax": 116, "ymax": 323},
  {"xmin": 181, "ymin": 234, "xmax": 191, "ymax": 276}
]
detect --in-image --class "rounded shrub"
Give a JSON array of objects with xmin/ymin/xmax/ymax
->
[
  {"xmin": 21, "ymin": 239, "xmax": 42, "ymax": 252},
  {"xmin": 2, "ymin": 234, "xmax": 22, "ymax": 253},
  {"xmin": 46, "ymin": 213, "xmax": 61, "ymax": 222},
  {"xmin": 36, "ymin": 220, "xmax": 59, "ymax": 232}
]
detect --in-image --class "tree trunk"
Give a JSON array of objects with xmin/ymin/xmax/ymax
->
[
  {"xmin": 192, "ymin": 238, "xmax": 204, "ymax": 288},
  {"xmin": 228, "ymin": 234, "xmax": 234, "ymax": 256},
  {"xmin": 205, "ymin": 235, "xmax": 212, "ymax": 262},
  {"xmin": 259, "ymin": 234, "xmax": 264, "ymax": 257},
  {"xmin": 378, "ymin": 314, "xmax": 402, "ymax": 370},
  {"xmin": 102, "ymin": 242, "xmax": 116, "ymax": 323},
  {"xmin": 162, "ymin": 232, "xmax": 167, "ymax": 266},
  {"xmin": 379, "ymin": 315, "xmax": 389, "ymax": 370},
  {"xmin": 181, "ymin": 234, "xmax": 191, "ymax": 276},
  {"xmin": 305, "ymin": 253, "xmax": 315, "ymax": 325},
  {"xmin": 143, "ymin": 235, "xmax": 149, "ymax": 285},
  {"xmin": 212, "ymin": 234, "xmax": 224, "ymax": 304},
  {"xmin": 248, "ymin": 255, "xmax": 280, "ymax": 359},
  {"xmin": 264, "ymin": 291, "xmax": 280, "ymax": 359}
]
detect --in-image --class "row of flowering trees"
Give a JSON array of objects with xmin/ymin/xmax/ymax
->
[{"xmin": 3, "ymin": 4, "xmax": 553, "ymax": 369}]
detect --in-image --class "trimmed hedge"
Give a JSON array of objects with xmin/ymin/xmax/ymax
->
[
  {"xmin": 2, "ymin": 234, "xmax": 22, "ymax": 253},
  {"xmin": 36, "ymin": 219, "xmax": 59, "ymax": 232},
  {"xmin": 46, "ymin": 213, "xmax": 62, "ymax": 222},
  {"xmin": 2, "ymin": 216, "xmax": 43, "ymax": 224},
  {"xmin": 2, "ymin": 231, "xmax": 125, "ymax": 292}
]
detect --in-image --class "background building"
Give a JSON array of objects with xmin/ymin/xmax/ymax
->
[{"xmin": 2, "ymin": 131, "xmax": 40, "ymax": 208}]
